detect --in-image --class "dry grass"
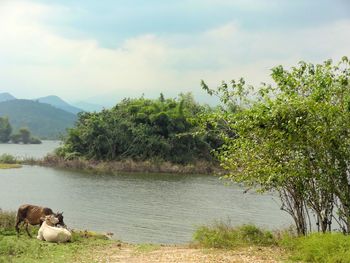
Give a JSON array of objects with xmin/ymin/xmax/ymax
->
[{"xmin": 25, "ymin": 155, "xmax": 222, "ymax": 175}]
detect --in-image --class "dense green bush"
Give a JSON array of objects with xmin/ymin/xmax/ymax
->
[{"xmin": 58, "ymin": 93, "xmax": 220, "ymax": 164}]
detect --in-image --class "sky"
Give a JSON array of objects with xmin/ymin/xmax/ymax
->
[{"xmin": 0, "ymin": 0, "xmax": 349, "ymax": 106}]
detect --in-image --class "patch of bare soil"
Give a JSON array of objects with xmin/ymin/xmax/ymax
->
[{"xmin": 92, "ymin": 244, "xmax": 287, "ymax": 263}]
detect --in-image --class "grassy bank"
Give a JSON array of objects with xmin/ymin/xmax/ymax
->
[
  {"xmin": 2, "ymin": 209, "xmax": 348, "ymax": 262},
  {"xmin": 0, "ymin": 210, "xmax": 113, "ymax": 263},
  {"xmin": 193, "ymin": 221, "xmax": 350, "ymax": 263},
  {"xmin": 23, "ymin": 155, "xmax": 221, "ymax": 175},
  {"xmin": 0, "ymin": 154, "xmax": 22, "ymax": 169}
]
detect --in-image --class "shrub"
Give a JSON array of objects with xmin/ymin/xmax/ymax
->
[
  {"xmin": 29, "ymin": 137, "xmax": 42, "ymax": 144},
  {"xmin": 193, "ymin": 222, "xmax": 276, "ymax": 248},
  {"xmin": 0, "ymin": 210, "xmax": 16, "ymax": 234},
  {"xmin": 0, "ymin": 154, "xmax": 17, "ymax": 164}
]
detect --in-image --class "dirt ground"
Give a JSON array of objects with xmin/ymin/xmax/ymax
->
[{"xmin": 91, "ymin": 243, "xmax": 287, "ymax": 263}]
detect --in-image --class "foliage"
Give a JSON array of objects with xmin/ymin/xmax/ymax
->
[
  {"xmin": 193, "ymin": 222, "xmax": 276, "ymax": 248},
  {"xmin": 280, "ymin": 232, "xmax": 350, "ymax": 263},
  {"xmin": 201, "ymin": 57, "xmax": 350, "ymax": 235},
  {"xmin": 19, "ymin": 128, "xmax": 30, "ymax": 144},
  {"xmin": 0, "ymin": 115, "xmax": 41, "ymax": 144},
  {"xmin": 58, "ymin": 93, "xmax": 218, "ymax": 164},
  {"xmin": 0, "ymin": 117, "xmax": 12, "ymax": 143},
  {"xmin": 0, "ymin": 154, "xmax": 17, "ymax": 164},
  {"xmin": 29, "ymin": 137, "xmax": 42, "ymax": 144},
  {"xmin": 0, "ymin": 210, "xmax": 16, "ymax": 233},
  {"xmin": 11, "ymin": 128, "xmax": 42, "ymax": 144}
]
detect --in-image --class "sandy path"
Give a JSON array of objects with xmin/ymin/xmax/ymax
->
[{"xmin": 92, "ymin": 244, "xmax": 286, "ymax": 263}]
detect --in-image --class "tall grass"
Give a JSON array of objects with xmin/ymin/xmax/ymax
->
[
  {"xmin": 0, "ymin": 210, "xmax": 16, "ymax": 233},
  {"xmin": 193, "ymin": 221, "xmax": 276, "ymax": 248},
  {"xmin": 28, "ymin": 155, "xmax": 220, "ymax": 175},
  {"xmin": 281, "ymin": 232, "xmax": 350, "ymax": 263},
  {"xmin": 0, "ymin": 154, "xmax": 17, "ymax": 164},
  {"xmin": 194, "ymin": 221, "xmax": 350, "ymax": 262}
]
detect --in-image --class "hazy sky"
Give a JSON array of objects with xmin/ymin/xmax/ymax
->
[{"xmin": 0, "ymin": 0, "xmax": 349, "ymax": 106}]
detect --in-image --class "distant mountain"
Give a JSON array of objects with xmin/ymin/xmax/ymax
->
[
  {"xmin": 0, "ymin": 99, "xmax": 77, "ymax": 139},
  {"xmin": 0, "ymin": 92, "xmax": 16, "ymax": 102},
  {"xmin": 36, "ymin": 95, "xmax": 83, "ymax": 115},
  {"xmin": 73, "ymin": 101, "xmax": 105, "ymax": 112}
]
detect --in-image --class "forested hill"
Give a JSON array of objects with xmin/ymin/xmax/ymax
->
[
  {"xmin": 0, "ymin": 99, "xmax": 76, "ymax": 139},
  {"xmin": 36, "ymin": 95, "xmax": 83, "ymax": 114},
  {"xmin": 0, "ymin": 92, "xmax": 16, "ymax": 102}
]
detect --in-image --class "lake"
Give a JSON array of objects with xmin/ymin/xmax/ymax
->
[
  {"xmin": 0, "ymin": 141, "xmax": 291, "ymax": 244},
  {"xmin": 0, "ymin": 140, "xmax": 61, "ymax": 159}
]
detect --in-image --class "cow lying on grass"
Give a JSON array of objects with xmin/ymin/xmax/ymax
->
[{"xmin": 37, "ymin": 215, "xmax": 71, "ymax": 243}]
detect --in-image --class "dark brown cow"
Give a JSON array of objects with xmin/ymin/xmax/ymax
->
[{"xmin": 15, "ymin": 204, "xmax": 65, "ymax": 237}]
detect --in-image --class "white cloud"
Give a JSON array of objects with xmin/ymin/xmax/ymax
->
[{"xmin": 0, "ymin": 1, "xmax": 349, "ymax": 105}]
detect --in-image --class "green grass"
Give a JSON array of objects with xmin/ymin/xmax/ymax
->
[
  {"xmin": 193, "ymin": 221, "xmax": 350, "ymax": 262},
  {"xmin": 0, "ymin": 210, "xmax": 113, "ymax": 263},
  {"xmin": 0, "ymin": 163, "xmax": 22, "ymax": 169},
  {"xmin": 0, "ymin": 154, "xmax": 22, "ymax": 168},
  {"xmin": 280, "ymin": 232, "xmax": 350, "ymax": 263},
  {"xmin": 134, "ymin": 243, "xmax": 161, "ymax": 253},
  {"xmin": 193, "ymin": 222, "xmax": 276, "ymax": 249}
]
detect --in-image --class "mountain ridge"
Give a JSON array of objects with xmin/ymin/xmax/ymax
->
[
  {"xmin": 36, "ymin": 95, "xmax": 83, "ymax": 114},
  {"xmin": 0, "ymin": 92, "xmax": 16, "ymax": 102},
  {"xmin": 0, "ymin": 99, "xmax": 76, "ymax": 139}
]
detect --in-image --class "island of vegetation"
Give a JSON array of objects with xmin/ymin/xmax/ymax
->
[
  {"xmin": 0, "ymin": 117, "xmax": 41, "ymax": 144},
  {"xmin": 35, "ymin": 92, "xmax": 223, "ymax": 174}
]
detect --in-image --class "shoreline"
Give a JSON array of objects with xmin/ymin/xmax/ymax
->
[{"xmin": 21, "ymin": 155, "xmax": 222, "ymax": 175}]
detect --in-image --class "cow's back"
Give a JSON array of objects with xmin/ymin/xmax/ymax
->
[{"xmin": 17, "ymin": 204, "xmax": 53, "ymax": 225}]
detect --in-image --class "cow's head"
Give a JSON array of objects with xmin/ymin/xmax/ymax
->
[{"xmin": 55, "ymin": 212, "xmax": 66, "ymax": 228}]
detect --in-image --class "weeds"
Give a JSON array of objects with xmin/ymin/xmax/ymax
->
[
  {"xmin": 26, "ymin": 155, "xmax": 220, "ymax": 175},
  {"xmin": 193, "ymin": 221, "xmax": 276, "ymax": 249},
  {"xmin": 194, "ymin": 221, "xmax": 350, "ymax": 262},
  {"xmin": 0, "ymin": 154, "xmax": 17, "ymax": 164}
]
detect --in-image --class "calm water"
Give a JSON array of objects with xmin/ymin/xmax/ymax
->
[
  {"xmin": 0, "ymin": 141, "xmax": 61, "ymax": 159},
  {"xmin": 0, "ymin": 142, "xmax": 291, "ymax": 244}
]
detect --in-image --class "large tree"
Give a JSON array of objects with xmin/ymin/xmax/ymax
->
[{"xmin": 202, "ymin": 57, "xmax": 350, "ymax": 235}]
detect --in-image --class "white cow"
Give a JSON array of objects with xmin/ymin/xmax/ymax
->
[{"xmin": 37, "ymin": 215, "xmax": 71, "ymax": 243}]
